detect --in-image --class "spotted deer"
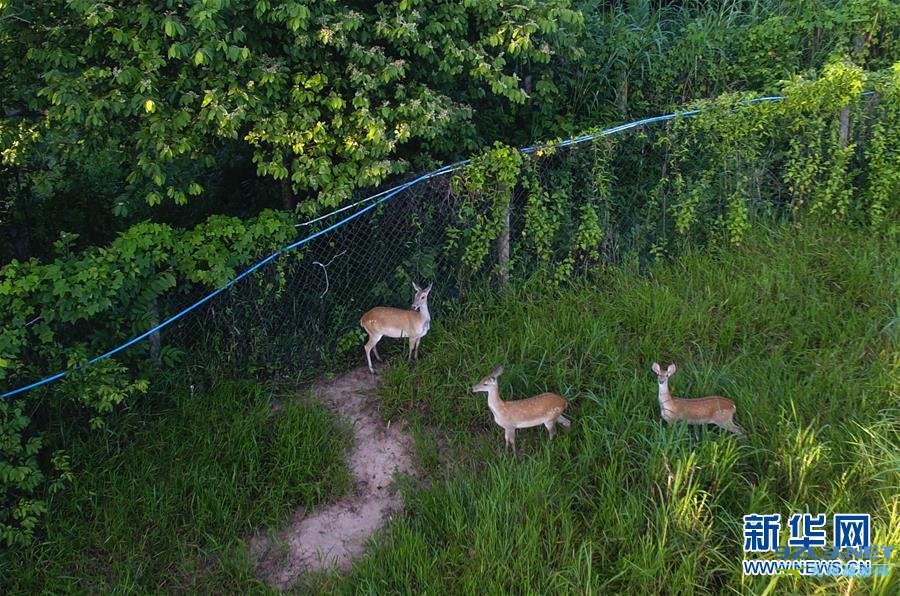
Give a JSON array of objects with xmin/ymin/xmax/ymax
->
[
  {"xmin": 471, "ymin": 365, "xmax": 571, "ymax": 454},
  {"xmin": 652, "ymin": 363, "xmax": 745, "ymax": 437}
]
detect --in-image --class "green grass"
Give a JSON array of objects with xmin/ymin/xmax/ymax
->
[
  {"xmin": 313, "ymin": 223, "xmax": 899, "ymax": 594},
  {"xmin": 1, "ymin": 380, "xmax": 350, "ymax": 594},
  {"xmin": 2, "ymin": 223, "xmax": 896, "ymax": 594}
]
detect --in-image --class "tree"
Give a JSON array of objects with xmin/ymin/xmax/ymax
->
[{"xmin": 0, "ymin": 0, "xmax": 582, "ymax": 219}]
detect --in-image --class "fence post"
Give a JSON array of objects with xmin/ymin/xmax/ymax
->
[
  {"xmin": 495, "ymin": 197, "xmax": 511, "ymax": 287},
  {"xmin": 839, "ymin": 33, "xmax": 867, "ymax": 149},
  {"xmin": 838, "ymin": 106, "xmax": 851, "ymax": 148}
]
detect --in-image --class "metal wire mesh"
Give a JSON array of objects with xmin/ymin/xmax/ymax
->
[
  {"xmin": 169, "ymin": 171, "xmax": 467, "ymax": 381},
  {"xmin": 158, "ymin": 136, "xmax": 656, "ymax": 384},
  {"xmin": 8, "ymin": 91, "xmax": 886, "ymax": 398}
]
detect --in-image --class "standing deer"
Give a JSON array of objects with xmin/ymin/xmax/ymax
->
[
  {"xmin": 360, "ymin": 282, "xmax": 432, "ymax": 374},
  {"xmin": 651, "ymin": 363, "xmax": 745, "ymax": 438},
  {"xmin": 471, "ymin": 365, "xmax": 571, "ymax": 454}
]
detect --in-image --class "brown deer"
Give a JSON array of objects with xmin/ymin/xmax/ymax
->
[
  {"xmin": 652, "ymin": 363, "xmax": 745, "ymax": 437},
  {"xmin": 471, "ymin": 365, "xmax": 571, "ymax": 453},
  {"xmin": 360, "ymin": 282, "xmax": 432, "ymax": 374}
]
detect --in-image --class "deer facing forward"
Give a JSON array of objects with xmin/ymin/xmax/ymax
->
[
  {"xmin": 652, "ymin": 363, "xmax": 745, "ymax": 438},
  {"xmin": 471, "ymin": 365, "xmax": 571, "ymax": 454},
  {"xmin": 360, "ymin": 282, "xmax": 432, "ymax": 374}
]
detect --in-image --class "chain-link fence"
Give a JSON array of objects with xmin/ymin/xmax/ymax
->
[
  {"xmin": 161, "ymin": 131, "xmax": 669, "ymax": 383},
  {"xmin": 169, "ymin": 148, "xmax": 555, "ymax": 382},
  {"xmin": 5, "ymin": 126, "xmax": 645, "ymax": 400},
  {"xmin": 7, "ymin": 87, "xmax": 894, "ymax": 398}
]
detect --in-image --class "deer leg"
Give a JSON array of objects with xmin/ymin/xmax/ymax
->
[
  {"xmin": 372, "ymin": 344, "xmax": 382, "ymax": 362},
  {"xmin": 545, "ymin": 419, "xmax": 556, "ymax": 440},
  {"xmin": 407, "ymin": 337, "xmax": 416, "ymax": 361},
  {"xmin": 413, "ymin": 337, "xmax": 421, "ymax": 360},
  {"xmin": 714, "ymin": 416, "xmax": 745, "ymax": 438},
  {"xmin": 725, "ymin": 419, "xmax": 746, "ymax": 438},
  {"xmin": 504, "ymin": 428, "xmax": 516, "ymax": 455},
  {"xmin": 364, "ymin": 334, "xmax": 382, "ymax": 374}
]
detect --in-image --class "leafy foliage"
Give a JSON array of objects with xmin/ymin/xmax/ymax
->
[
  {"xmin": 0, "ymin": 209, "xmax": 296, "ymax": 545},
  {"xmin": 0, "ymin": 0, "xmax": 581, "ymax": 215},
  {"xmin": 565, "ymin": 0, "xmax": 900, "ymax": 128}
]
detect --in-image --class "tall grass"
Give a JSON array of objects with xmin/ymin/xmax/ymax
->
[
  {"xmin": 0, "ymin": 381, "xmax": 350, "ymax": 593},
  {"xmin": 317, "ymin": 223, "xmax": 898, "ymax": 594},
  {"xmin": 2, "ymin": 223, "xmax": 895, "ymax": 594}
]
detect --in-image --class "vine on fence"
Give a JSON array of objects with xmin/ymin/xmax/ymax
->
[
  {"xmin": 782, "ymin": 61, "xmax": 865, "ymax": 221},
  {"xmin": 862, "ymin": 64, "xmax": 900, "ymax": 230},
  {"xmin": 522, "ymin": 154, "xmax": 565, "ymax": 268},
  {"xmin": 519, "ymin": 140, "xmax": 609, "ymax": 286},
  {"xmin": 447, "ymin": 142, "xmax": 522, "ymax": 282},
  {"xmin": 652, "ymin": 60, "xmax": 898, "ymax": 251}
]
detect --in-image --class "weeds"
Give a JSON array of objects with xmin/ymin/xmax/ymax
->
[
  {"xmin": 0, "ymin": 381, "xmax": 349, "ymax": 593},
  {"xmin": 321, "ymin": 222, "xmax": 898, "ymax": 594}
]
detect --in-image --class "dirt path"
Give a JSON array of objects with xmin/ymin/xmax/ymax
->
[{"xmin": 249, "ymin": 366, "xmax": 414, "ymax": 589}]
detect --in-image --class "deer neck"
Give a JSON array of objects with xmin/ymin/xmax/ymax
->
[
  {"xmin": 417, "ymin": 299, "xmax": 430, "ymax": 323},
  {"xmin": 486, "ymin": 385, "xmax": 506, "ymax": 417},
  {"xmin": 658, "ymin": 380, "xmax": 674, "ymax": 407}
]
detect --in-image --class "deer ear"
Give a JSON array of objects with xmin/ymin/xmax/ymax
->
[
  {"xmin": 424, "ymin": 282, "xmax": 433, "ymax": 293},
  {"xmin": 412, "ymin": 281, "xmax": 421, "ymax": 292},
  {"xmin": 493, "ymin": 365, "xmax": 504, "ymax": 377},
  {"xmin": 652, "ymin": 362, "xmax": 661, "ymax": 374},
  {"xmin": 667, "ymin": 364, "xmax": 677, "ymax": 375}
]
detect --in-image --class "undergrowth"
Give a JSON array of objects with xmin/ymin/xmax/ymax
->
[
  {"xmin": 0, "ymin": 380, "xmax": 349, "ymax": 594},
  {"xmin": 2, "ymin": 223, "xmax": 896, "ymax": 594},
  {"xmin": 317, "ymin": 222, "xmax": 898, "ymax": 594}
]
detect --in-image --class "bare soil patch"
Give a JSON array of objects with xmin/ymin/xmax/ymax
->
[{"xmin": 249, "ymin": 366, "xmax": 414, "ymax": 589}]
